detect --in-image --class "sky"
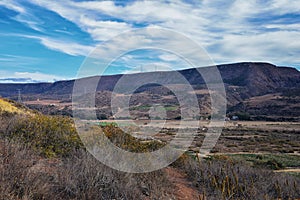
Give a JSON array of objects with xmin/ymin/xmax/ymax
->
[{"xmin": 0, "ymin": 0, "xmax": 300, "ymax": 83}]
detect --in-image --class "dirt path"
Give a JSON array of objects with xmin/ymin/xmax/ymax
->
[
  {"xmin": 210, "ymin": 152, "xmax": 300, "ymax": 156},
  {"xmin": 275, "ymin": 168, "xmax": 300, "ymax": 173},
  {"xmin": 165, "ymin": 167, "xmax": 200, "ymax": 200}
]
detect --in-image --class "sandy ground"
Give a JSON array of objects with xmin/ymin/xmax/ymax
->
[
  {"xmin": 24, "ymin": 100, "xmax": 72, "ymax": 107},
  {"xmin": 274, "ymin": 168, "xmax": 300, "ymax": 173},
  {"xmin": 95, "ymin": 119, "xmax": 300, "ymax": 131}
]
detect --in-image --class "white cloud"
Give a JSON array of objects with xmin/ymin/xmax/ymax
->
[
  {"xmin": 13, "ymin": 14, "xmax": 43, "ymax": 32},
  {"xmin": 28, "ymin": 0, "xmax": 132, "ymax": 41},
  {"xmin": 0, "ymin": 0, "xmax": 42, "ymax": 32},
  {"xmin": 269, "ymin": 0, "xmax": 300, "ymax": 15},
  {"xmin": 7, "ymin": 0, "xmax": 300, "ymax": 68},
  {"xmin": 15, "ymin": 71, "xmax": 65, "ymax": 82},
  {"xmin": 79, "ymin": 16, "xmax": 131, "ymax": 41},
  {"xmin": 39, "ymin": 37, "xmax": 93, "ymax": 56},
  {"xmin": 0, "ymin": 0, "xmax": 26, "ymax": 13},
  {"xmin": 228, "ymin": 1, "xmax": 259, "ymax": 19},
  {"xmin": 0, "ymin": 0, "xmax": 42, "ymax": 33},
  {"xmin": 159, "ymin": 54, "xmax": 179, "ymax": 62},
  {"xmin": 122, "ymin": 62, "xmax": 174, "ymax": 74},
  {"xmin": 265, "ymin": 24, "xmax": 300, "ymax": 31},
  {"xmin": 211, "ymin": 31, "xmax": 300, "ymax": 65},
  {"xmin": 75, "ymin": 1, "xmax": 117, "ymax": 13},
  {"xmin": 0, "ymin": 70, "xmax": 67, "ymax": 83}
]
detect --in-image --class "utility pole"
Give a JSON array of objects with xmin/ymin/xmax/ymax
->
[{"xmin": 17, "ymin": 89, "xmax": 22, "ymax": 103}]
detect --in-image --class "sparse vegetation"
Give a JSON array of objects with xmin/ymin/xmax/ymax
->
[
  {"xmin": 176, "ymin": 154, "xmax": 300, "ymax": 199},
  {"xmin": 227, "ymin": 154, "xmax": 300, "ymax": 170}
]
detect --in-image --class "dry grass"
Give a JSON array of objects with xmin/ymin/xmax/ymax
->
[
  {"xmin": 0, "ymin": 140, "xmax": 172, "ymax": 200},
  {"xmin": 175, "ymin": 155, "xmax": 300, "ymax": 200}
]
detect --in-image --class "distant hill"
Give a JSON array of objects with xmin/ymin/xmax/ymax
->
[
  {"xmin": 0, "ymin": 62, "xmax": 299, "ymax": 120},
  {"xmin": 0, "ymin": 62, "xmax": 299, "ymax": 97}
]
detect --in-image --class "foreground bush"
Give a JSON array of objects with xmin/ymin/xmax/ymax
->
[
  {"xmin": 3, "ymin": 114, "xmax": 82, "ymax": 157},
  {"xmin": 0, "ymin": 140, "xmax": 172, "ymax": 199}
]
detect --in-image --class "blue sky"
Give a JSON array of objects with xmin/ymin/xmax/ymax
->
[{"xmin": 0, "ymin": 0, "xmax": 300, "ymax": 83}]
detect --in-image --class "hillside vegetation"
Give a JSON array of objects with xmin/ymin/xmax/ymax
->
[{"xmin": 0, "ymin": 98, "xmax": 32, "ymax": 115}]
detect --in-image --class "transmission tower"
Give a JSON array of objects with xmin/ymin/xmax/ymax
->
[
  {"xmin": 17, "ymin": 89, "xmax": 22, "ymax": 103},
  {"xmin": 140, "ymin": 65, "xmax": 143, "ymax": 72}
]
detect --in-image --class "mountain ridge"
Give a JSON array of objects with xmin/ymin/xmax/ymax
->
[{"xmin": 0, "ymin": 62, "xmax": 299, "ymax": 99}]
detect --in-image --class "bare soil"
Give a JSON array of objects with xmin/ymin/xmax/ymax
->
[{"xmin": 165, "ymin": 167, "xmax": 200, "ymax": 200}]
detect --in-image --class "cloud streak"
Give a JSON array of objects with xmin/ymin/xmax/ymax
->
[
  {"xmin": 19, "ymin": 34, "xmax": 94, "ymax": 56},
  {"xmin": 0, "ymin": 0, "xmax": 26, "ymax": 13}
]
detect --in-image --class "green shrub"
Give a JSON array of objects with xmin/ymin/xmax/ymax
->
[
  {"xmin": 102, "ymin": 125, "xmax": 165, "ymax": 153},
  {"xmin": 229, "ymin": 112, "xmax": 251, "ymax": 120}
]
